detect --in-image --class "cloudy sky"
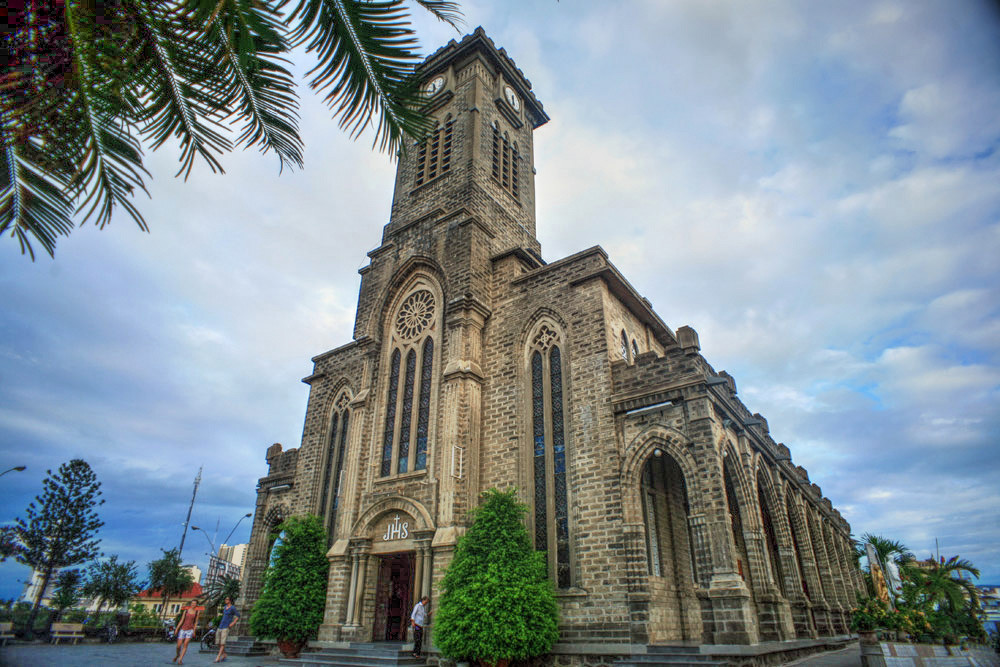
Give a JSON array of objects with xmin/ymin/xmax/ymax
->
[{"xmin": 2, "ymin": 1, "xmax": 998, "ymax": 599}]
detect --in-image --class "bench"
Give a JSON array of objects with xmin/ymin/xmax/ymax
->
[
  {"xmin": 0, "ymin": 621, "xmax": 14, "ymax": 646},
  {"xmin": 50, "ymin": 622, "xmax": 85, "ymax": 644}
]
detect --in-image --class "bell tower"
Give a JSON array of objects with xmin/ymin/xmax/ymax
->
[{"xmin": 382, "ymin": 27, "xmax": 549, "ymax": 257}]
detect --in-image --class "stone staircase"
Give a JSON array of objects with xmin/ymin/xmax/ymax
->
[
  {"xmin": 615, "ymin": 645, "xmax": 726, "ymax": 667},
  {"xmin": 224, "ymin": 636, "xmax": 270, "ymax": 656},
  {"xmin": 280, "ymin": 641, "xmax": 426, "ymax": 667}
]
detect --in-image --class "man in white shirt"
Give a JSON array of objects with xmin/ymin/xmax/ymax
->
[{"xmin": 410, "ymin": 595, "xmax": 430, "ymax": 658}]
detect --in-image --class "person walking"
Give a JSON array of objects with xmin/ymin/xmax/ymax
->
[
  {"xmin": 172, "ymin": 600, "xmax": 201, "ymax": 665},
  {"xmin": 410, "ymin": 595, "xmax": 430, "ymax": 658},
  {"xmin": 214, "ymin": 597, "xmax": 241, "ymax": 663}
]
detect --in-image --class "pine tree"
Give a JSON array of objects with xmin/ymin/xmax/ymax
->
[
  {"xmin": 435, "ymin": 488, "xmax": 559, "ymax": 662},
  {"xmin": 11, "ymin": 459, "xmax": 104, "ymax": 636},
  {"xmin": 249, "ymin": 515, "xmax": 328, "ymax": 647}
]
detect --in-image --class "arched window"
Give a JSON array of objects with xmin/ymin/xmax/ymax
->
[
  {"xmin": 381, "ymin": 286, "xmax": 437, "ymax": 477},
  {"xmin": 491, "ymin": 122, "xmax": 519, "ymax": 199},
  {"xmin": 641, "ymin": 450, "xmax": 695, "ymax": 583},
  {"xmin": 529, "ymin": 323, "xmax": 571, "ymax": 588},
  {"xmin": 415, "ymin": 116, "xmax": 454, "ymax": 186},
  {"xmin": 319, "ymin": 392, "xmax": 351, "ymax": 540},
  {"xmin": 620, "ymin": 330, "xmax": 629, "ymax": 362},
  {"xmin": 632, "ymin": 339, "xmax": 639, "ymax": 360}
]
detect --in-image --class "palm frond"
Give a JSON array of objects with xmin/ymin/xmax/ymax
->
[
  {"xmin": 193, "ymin": 0, "xmax": 304, "ymax": 170},
  {"xmin": 413, "ymin": 0, "xmax": 464, "ymax": 29},
  {"xmin": 285, "ymin": 0, "xmax": 438, "ymax": 153},
  {"xmin": 0, "ymin": 117, "xmax": 76, "ymax": 259},
  {"xmin": 64, "ymin": 0, "xmax": 151, "ymax": 230},
  {"xmin": 126, "ymin": 0, "xmax": 233, "ymax": 178}
]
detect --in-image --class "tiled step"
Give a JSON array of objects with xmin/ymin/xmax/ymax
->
[
  {"xmin": 281, "ymin": 642, "xmax": 426, "ymax": 667},
  {"xmin": 616, "ymin": 646, "xmax": 725, "ymax": 667}
]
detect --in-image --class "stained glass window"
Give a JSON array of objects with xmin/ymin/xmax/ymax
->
[
  {"xmin": 620, "ymin": 330, "xmax": 629, "ymax": 361},
  {"xmin": 531, "ymin": 351, "xmax": 547, "ymax": 556},
  {"xmin": 550, "ymin": 346, "xmax": 570, "ymax": 588},
  {"xmin": 318, "ymin": 412, "xmax": 338, "ymax": 519},
  {"xmin": 332, "ymin": 412, "xmax": 348, "ymax": 513},
  {"xmin": 529, "ymin": 332, "xmax": 572, "ymax": 588},
  {"xmin": 398, "ymin": 350, "xmax": 416, "ymax": 473},
  {"xmin": 381, "ymin": 349, "xmax": 401, "ymax": 476},
  {"xmin": 415, "ymin": 338, "xmax": 433, "ymax": 470}
]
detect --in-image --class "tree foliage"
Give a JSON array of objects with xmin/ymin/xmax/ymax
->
[
  {"xmin": 51, "ymin": 569, "xmax": 83, "ymax": 621},
  {"xmin": 147, "ymin": 548, "xmax": 195, "ymax": 620},
  {"xmin": 435, "ymin": 488, "xmax": 559, "ymax": 662},
  {"xmin": 10, "ymin": 459, "xmax": 104, "ymax": 634},
  {"xmin": 2, "ymin": 0, "xmax": 462, "ymax": 259},
  {"xmin": 82, "ymin": 555, "xmax": 143, "ymax": 614},
  {"xmin": 249, "ymin": 514, "xmax": 328, "ymax": 643}
]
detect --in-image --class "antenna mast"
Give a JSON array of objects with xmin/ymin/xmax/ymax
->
[{"xmin": 178, "ymin": 466, "xmax": 202, "ymax": 558}]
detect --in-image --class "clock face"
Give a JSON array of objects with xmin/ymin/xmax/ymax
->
[
  {"xmin": 425, "ymin": 76, "xmax": 445, "ymax": 96},
  {"xmin": 503, "ymin": 85, "xmax": 520, "ymax": 111}
]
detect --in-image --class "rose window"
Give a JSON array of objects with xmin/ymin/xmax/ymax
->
[{"xmin": 395, "ymin": 290, "xmax": 435, "ymax": 340}]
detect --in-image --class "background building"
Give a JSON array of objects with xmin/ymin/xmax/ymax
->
[{"xmin": 241, "ymin": 29, "xmax": 862, "ymax": 661}]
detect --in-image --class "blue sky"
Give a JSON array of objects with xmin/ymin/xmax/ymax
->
[{"xmin": 2, "ymin": 1, "xmax": 999, "ymax": 598}]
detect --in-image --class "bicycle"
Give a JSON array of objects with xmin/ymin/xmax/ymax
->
[
  {"xmin": 199, "ymin": 627, "xmax": 217, "ymax": 652},
  {"xmin": 103, "ymin": 623, "xmax": 119, "ymax": 644}
]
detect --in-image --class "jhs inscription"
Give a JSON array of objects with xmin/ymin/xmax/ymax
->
[{"xmin": 382, "ymin": 514, "xmax": 409, "ymax": 541}]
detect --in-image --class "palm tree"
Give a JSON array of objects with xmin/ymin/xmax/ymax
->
[
  {"xmin": 856, "ymin": 533, "xmax": 915, "ymax": 569},
  {"xmin": 203, "ymin": 574, "xmax": 240, "ymax": 613},
  {"xmin": 2, "ymin": 0, "xmax": 462, "ymax": 258},
  {"xmin": 906, "ymin": 556, "xmax": 980, "ymax": 612}
]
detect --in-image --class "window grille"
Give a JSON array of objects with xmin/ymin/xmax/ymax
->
[
  {"xmin": 491, "ymin": 121, "xmax": 519, "ymax": 199},
  {"xmin": 415, "ymin": 117, "xmax": 454, "ymax": 186}
]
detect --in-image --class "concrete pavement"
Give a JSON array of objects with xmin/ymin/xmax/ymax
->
[{"xmin": 0, "ymin": 642, "xmax": 284, "ymax": 667}]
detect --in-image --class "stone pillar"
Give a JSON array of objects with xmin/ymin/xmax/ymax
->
[
  {"xmin": 700, "ymin": 452, "xmax": 758, "ymax": 645},
  {"xmin": 345, "ymin": 548, "xmax": 361, "ymax": 626},
  {"xmin": 789, "ymin": 494, "xmax": 829, "ymax": 637},
  {"xmin": 772, "ymin": 486, "xmax": 815, "ymax": 639},
  {"xmin": 807, "ymin": 507, "xmax": 845, "ymax": 634},
  {"xmin": 422, "ymin": 544, "xmax": 433, "ymax": 598},
  {"xmin": 438, "ymin": 296, "xmax": 489, "ymax": 527}
]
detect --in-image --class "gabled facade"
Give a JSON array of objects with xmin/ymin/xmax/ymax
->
[{"xmin": 241, "ymin": 28, "xmax": 862, "ymax": 660}]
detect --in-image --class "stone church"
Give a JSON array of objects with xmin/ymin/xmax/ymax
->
[{"xmin": 241, "ymin": 28, "xmax": 863, "ymax": 661}]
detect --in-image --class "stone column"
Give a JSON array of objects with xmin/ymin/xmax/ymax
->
[
  {"xmin": 789, "ymin": 494, "xmax": 829, "ymax": 636},
  {"xmin": 807, "ymin": 507, "xmax": 845, "ymax": 634},
  {"xmin": 438, "ymin": 296, "xmax": 489, "ymax": 528},
  {"xmin": 422, "ymin": 544, "xmax": 433, "ymax": 598},
  {"xmin": 345, "ymin": 548, "xmax": 361, "ymax": 626},
  {"xmin": 697, "ymin": 444, "xmax": 757, "ymax": 645},
  {"xmin": 772, "ymin": 485, "xmax": 815, "ymax": 639}
]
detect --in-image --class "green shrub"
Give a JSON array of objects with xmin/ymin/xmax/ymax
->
[
  {"xmin": 435, "ymin": 488, "xmax": 559, "ymax": 662},
  {"xmin": 248, "ymin": 515, "xmax": 328, "ymax": 644}
]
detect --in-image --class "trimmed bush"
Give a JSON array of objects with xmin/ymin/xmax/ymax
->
[
  {"xmin": 435, "ymin": 488, "xmax": 559, "ymax": 662},
  {"xmin": 249, "ymin": 515, "xmax": 328, "ymax": 644}
]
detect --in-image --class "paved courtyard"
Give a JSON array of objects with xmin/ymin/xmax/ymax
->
[{"xmin": 0, "ymin": 642, "xmax": 283, "ymax": 667}]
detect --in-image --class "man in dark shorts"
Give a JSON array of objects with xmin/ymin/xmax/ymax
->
[
  {"xmin": 214, "ymin": 597, "xmax": 240, "ymax": 663},
  {"xmin": 172, "ymin": 601, "xmax": 201, "ymax": 664}
]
